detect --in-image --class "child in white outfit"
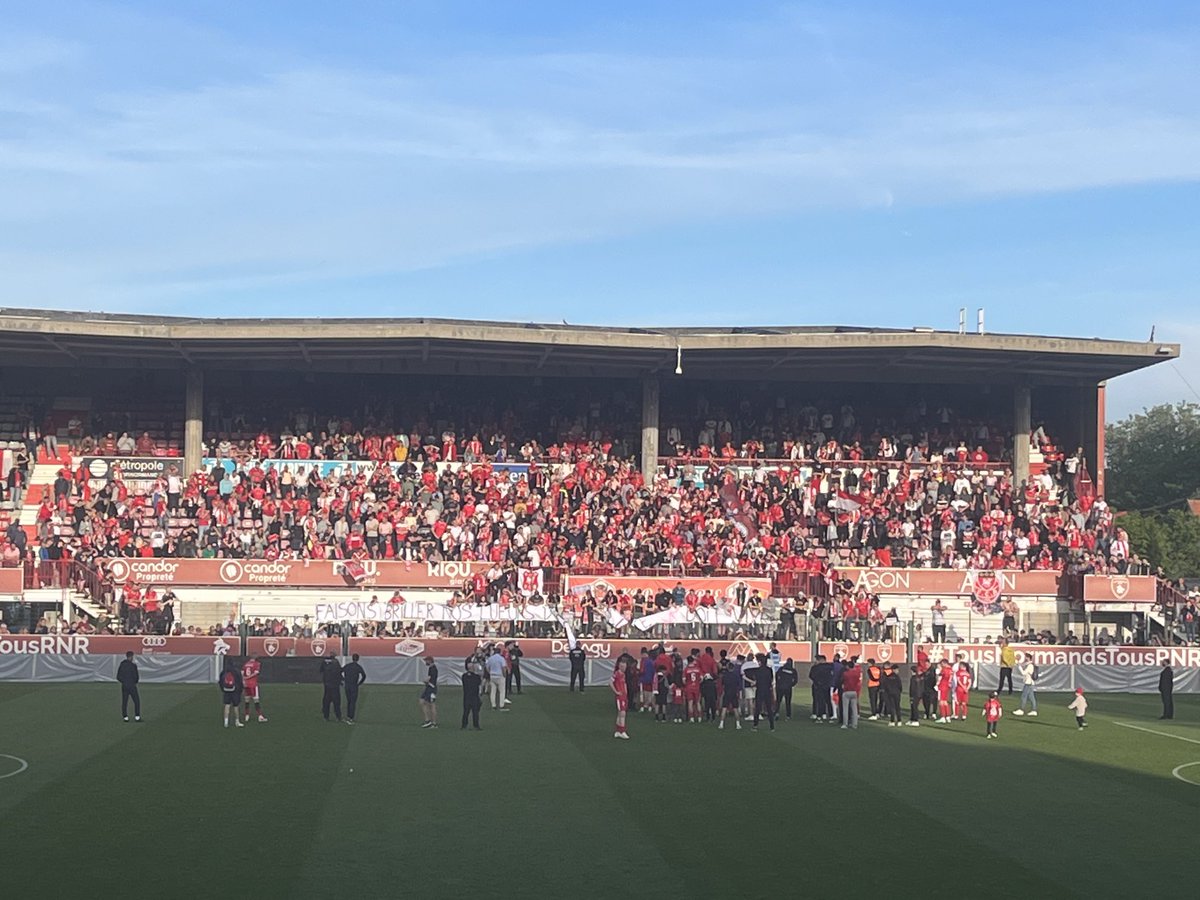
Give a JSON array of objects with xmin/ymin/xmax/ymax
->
[{"xmin": 1068, "ymin": 688, "xmax": 1088, "ymax": 730}]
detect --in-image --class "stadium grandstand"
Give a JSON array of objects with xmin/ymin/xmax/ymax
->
[{"xmin": 0, "ymin": 307, "xmax": 1191, "ymax": 649}]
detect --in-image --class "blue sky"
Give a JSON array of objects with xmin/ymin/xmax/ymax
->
[{"xmin": 2, "ymin": 1, "xmax": 1198, "ymax": 419}]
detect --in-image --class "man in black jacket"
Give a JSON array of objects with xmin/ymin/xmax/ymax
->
[
  {"xmin": 319, "ymin": 653, "xmax": 343, "ymax": 722},
  {"xmin": 922, "ymin": 664, "xmax": 938, "ymax": 719},
  {"xmin": 907, "ymin": 666, "xmax": 923, "ymax": 726},
  {"xmin": 461, "ymin": 661, "xmax": 483, "ymax": 730},
  {"xmin": 568, "ymin": 643, "xmax": 586, "ymax": 692},
  {"xmin": 117, "ymin": 651, "xmax": 141, "ymax": 722},
  {"xmin": 775, "ymin": 659, "xmax": 798, "ymax": 720},
  {"xmin": 880, "ymin": 662, "xmax": 903, "ymax": 726},
  {"xmin": 219, "ymin": 661, "xmax": 244, "ymax": 728},
  {"xmin": 343, "ymin": 653, "xmax": 366, "ymax": 724},
  {"xmin": 506, "ymin": 641, "xmax": 524, "ymax": 695},
  {"xmin": 750, "ymin": 654, "xmax": 776, "ymax": 731},
  {"xmin": 809, "ymin": 654, "xmax": 833, "ymax": 721},
  {"xmin": 1159, "ymin": 663, "xmax": 1174, "ymax": 720}
]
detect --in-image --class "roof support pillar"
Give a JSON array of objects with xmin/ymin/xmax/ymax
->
[
  {"xmin": 641, "ymin": 376, "xmax": 660, "ymax": 486},
  {"xmin": 185, "ymin": 368, "xmax": 204, "ymax": 477},
  {"xmin": 1013, "ymin": 384, "xmax": 1031, "ymax": 488}
]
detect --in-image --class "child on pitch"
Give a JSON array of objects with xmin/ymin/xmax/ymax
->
[
  {"xmin": 611, "ymin": 658, "xmax": 630, "ymax": 740},
  {"xmin": 670, "ymin": 681, "xmax": 685, "ymax": 723},
  {"xmin": 983, "ymin": 691, "xmax": 1003, "ymax": 739},
  {"xmin": 1068, "ymin": 687, "xmax": 1088, "ymax": 730},
  {"xmin": 653, "ymin": 668, "xmax": 671, "ymax": 722}
]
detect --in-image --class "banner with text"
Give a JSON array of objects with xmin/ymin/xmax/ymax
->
[
  {"xmin": 0, "ymin": 634, "xmax": 240, "ymax": 656},
  {"xmin": 346, "ymin": 636, "xmax": 814, "ymax": 662},
  {"xmin": 831, "ymin": 568, "xmax": 1062, "ymax": 597},
  {"xmin": 564, "ymin": 575, "xmax": 772, "ymax": 600},
  {"xmin": 314, "ymin": 596, "xmax": 562, "ymax": 625},
  {"xmin": 98, "ymin": 557, "xmax": 491, "ymax": 590}
]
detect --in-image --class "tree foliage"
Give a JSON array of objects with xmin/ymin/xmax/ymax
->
[
  {"xmin": 1106, "ymin": 402, "xmax": 1200, "ymax": 511},
  {"xmin": 1106, "ymin": 402, "xmax": 1200, "ymax": 579}
]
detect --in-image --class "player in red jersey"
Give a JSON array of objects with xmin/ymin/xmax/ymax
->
[
  {"xmin": 683, "ymin": 655, "xmax": 703, "ymax": 723},
  {"xmin": 936, "ymin": 661, "xmax": 954, "ymax": 723},
  {"xmin": 241, "ymin": 657, "xmax": 268, "ymax": 723},
  {"xmin": 954, "ymin": 663, "xmax": 973, "ymax": 720},
  {"xmin": 612, "ymin": 659, "xmax": 630, "ymax": 739}
]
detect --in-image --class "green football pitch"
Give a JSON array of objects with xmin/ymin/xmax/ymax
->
[{"xmin": 2, "ymin": 683, "xmax": 1198, "ymax": 898}]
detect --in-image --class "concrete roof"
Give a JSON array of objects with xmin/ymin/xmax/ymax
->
[{"xmin": 0, "ymin": 307, "xmax": 1180, "ymax": 384}]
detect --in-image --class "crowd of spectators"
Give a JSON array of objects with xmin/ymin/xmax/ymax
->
[{"xmin": 3, "ymin": 390, "xmax": 1186, "ymax": 645}]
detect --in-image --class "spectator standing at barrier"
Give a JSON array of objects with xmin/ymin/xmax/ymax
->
[
  {"xmin": 320, "ymin": 652, "xmax": 343, "ymax": 722},
  {"xmin": 839, "ymin": 657, "xmax": 861, "ymax": 730},
  {"xmin": 419, "ymin": 655, "xmax": 439, "ymax": 728},
  {"xmin": 219, "ymin": 660, "xmax": 244, "ymax": 728},
  {"xmin": 1159, "ymin": 663, "xmax": 1174, "ymax": 720},
  {"xmin": 775, "ymin": 658, "xmax": 797, "ymax": 720},
  {"xmin": 487, "ymin": 646, "xmax": 509, "ymax": 710},
  {"xmin": 931, "ymin": 601, "xmax": 947, "ymax": 642},
  {"xmin": 343, "ymin": 653, "xmax": 366, "ymax": 724},
  {"xmin": 881, "ymin": 662, "xmax": 903, "ymax": 726},
  {"xmin": 461, "ymin": 662, "xmax": 483, "ymax": 730},
  {"xmin": 998, "ymin": 639, "xmax": 1016, "ymax": 695},
  {"xmin": 1013, "ymin": 657, "xmax": 1038, "ymax": 716},
  {"xmin": 568, "ymin": 642, "xmax": 586, "ymax": 692},
  {"xmin": 117, "ymin": 651, "xmax": 141, "ymax": 722}
]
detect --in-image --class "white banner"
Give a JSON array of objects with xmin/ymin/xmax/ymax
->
[
  {"xmin": 631, "ymin": 605, "xmax": 765, "ymax": 632},
  {"xmin": 315, "ymin": 598, "xmax": 562, "ymax": 625}
]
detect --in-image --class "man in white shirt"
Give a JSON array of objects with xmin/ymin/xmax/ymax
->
[{"xmin": 486, "ymin": 648, "xmax": 510, "ymax": 710}]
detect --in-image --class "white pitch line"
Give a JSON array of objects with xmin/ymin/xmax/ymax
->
[
  {"xmin": 0, "ymin": 754, "xmax": 28, "ymax": 779},
  {"xmin": 1114, "ymin": 721, "xmax": 1200, "ymax": 745},
  {"xmin": 1172, "ymin": 762, "xmax": 1200, "ymax": 786}
]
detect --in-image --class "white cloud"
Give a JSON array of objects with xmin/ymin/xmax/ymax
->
[{"xmin": 0, "ymin": 13, "xmax": 1197, "ymax": 312}]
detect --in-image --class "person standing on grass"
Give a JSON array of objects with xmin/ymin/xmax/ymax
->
[
  {"xmin": 612, "ymin": 658, "xmax": 630, "ymax": 739},
  {"xmin": 750, "ymin": 653, "xmax": 776, "ymax": 732},
  {"xmin": 906, "ymin": 666, "xmax": 923, "ymax": 727},
  {"xmin": 639, "ymin": 649, "xmax": 655, "ymax": 711},
  {"xmin": 983, "ymin": 692, "xmax": 1002, "ymax": 739},
  {"xmin": 568, "ymin": 642, "xmax": 586, "ymax": 692},
  {"xmin": 117, "ymin": 651, "xmax": 141, "ymax": 722},
  {"xmin": 486, "ymin": 646, "xmax": 509, "ymax": 711},
  {"xmin": 1013, "ymin": 657, "xmax": 1038, "ymax": 716},
  {"xmin": 461, "ymin": 661, "xmax": 483, "ymax": 730},
  {"xmin": 1068, "ymin": 688, "xmax": 1088, "ymax": 730},
  {"xmin": 219, "ymin": 661, "xmax": 244, "ymax": 728},
  {"xmin": 936, "ymin": 661, "xmax": 954, "ymax": 723},
  {"xmin": 506, "ymin": 641, "xmax": 523, "ymax": 696},
  {"xmin": 241, "ymin": 656, "xmax": 267, "ymax": 724},
  {"xmin": 839, "ymin": 657, "xmax": 861, "ymax": 730},
  {"xmin": 320, "ymin": 652, "xmax": 343, "ymax": 723},
  {"xmin": 343, "ymin": 653, "xmax": 366, "ymax": 725},
  {"xmin": 775, "ymin": 658, "xmax": 797, "ymax": 720},
  {"xmin": 419, "ymin": 655, "xmax": 439, "ymax": 728},
  {"xmin": 1158, "ymin": 663, "xmax": 1174, "ymax": 720},
  {"xmin": 718, "ymin": 658, "xmax": 742, "ymax": 730},
  {"xmin": 809, "ymin": 654, "xmax": 832, "ymax": 722},
  {"xmin": 997, "ymin": 639, "xmax": 1016, "ymax": 695},
  {"xmin": 865, "ymin": 659, "xmax": 883, "ymax": 720},
  {"xmin": 880, "ymin": 662, "xmax": 903, "ymax": 726},
  {"xmin": 953, "ymin": 662, "xmax": 973, "ymax": 720}
]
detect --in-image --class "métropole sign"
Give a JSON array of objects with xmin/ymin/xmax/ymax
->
[
  {"xmin": 99, "ymin": 558, "xmax": 491, "ymax": 589},
  {"xmin": 82, "ymin": 456, "xmax": 181, "ymax": 483}
]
